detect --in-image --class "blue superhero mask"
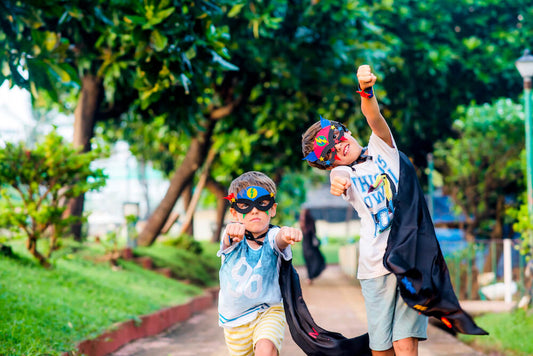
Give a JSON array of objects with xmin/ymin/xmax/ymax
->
[{"xmin": 224, "ymin": 186, "xmax": 276, "ymax": 214}]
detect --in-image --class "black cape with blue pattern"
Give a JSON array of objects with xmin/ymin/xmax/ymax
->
[
  {"xmin": 384, "ymin": 152, "xmax": 487, "ymax": 335},
  {"xmin": 279, "ymin": 151, "xmax": 486, "ymax": 356}
]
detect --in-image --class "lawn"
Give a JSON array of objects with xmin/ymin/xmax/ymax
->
[
  {"xmin": 290, "ymin": 237, "xmax": 345, "ymax": 266},
  {"xmin": 0, "ymin": 241, "xmax": 218, "ymax": 356},
  {"xmin": 458, "ymin": 308, "xmax": 533, "ymax": 356},
  {"xmin": 0, "ymin": 234, "xmax": 344, "ymax": 355}
]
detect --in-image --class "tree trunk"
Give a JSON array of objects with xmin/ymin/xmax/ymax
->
[
  {"xmin": 207, "ymin": 179, "xmax": 228, "ymax": 243},
  {"xmin": 66, "ymin": 74, "xmax": 101, "ymax": 240},
  {"xmin": 137, "ymin": 72, "xmax": 252, "ymax": 246},
  {"xmin": 137, "ymin": 120, "xmax": 216, "ymax": 246},
  {"xmin": 182, "ymin": 181, "xmax": 194, "ymax": 236},
  {"xmin": 27, "ymin": 237, "xmax": 50, "ymax": 268},
  {"xmin": 180, "ymin": 148, "xmax": 217, "ymax": 236}
]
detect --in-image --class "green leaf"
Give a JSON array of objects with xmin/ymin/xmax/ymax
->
[
  {"xmin": 150, "ymin": 30, "xmax": 168, "ymax": 52},
  {"xmin": 211, "ymin": 52, "xmax": 239, "ymax": 71},
  {"xmin": 48, "ymin": 63, "xmax": 71, "ymax": 82},
  {"xmin": 228, "ymin": 4, "xmax": 245, "ymax": 18}
]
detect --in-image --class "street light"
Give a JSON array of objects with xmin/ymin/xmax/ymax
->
[
  {"xmin": 123, "ymin": 201, "xmax": 140, "ymax": 248},
  {"xmin": 515, "ymin": 49, "xmax": 533, "ymax": 257}
]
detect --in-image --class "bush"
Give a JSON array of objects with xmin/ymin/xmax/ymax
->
[{"xmin": 0, "ymin": 130, "xmax": 107, "ymax": 267}]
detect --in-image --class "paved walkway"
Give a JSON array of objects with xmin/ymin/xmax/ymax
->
[{"xmin": 110, "ymin": 265, "xmax": 486, "ymax": 356}]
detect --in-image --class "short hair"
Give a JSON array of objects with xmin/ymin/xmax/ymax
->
[
  {"xmin": 301, "ymin": 121, "xmax": 327, "ymax": 170},
  {"xmin": 228, "ymin": 171, "xmax": 277, "ymax": 196}
]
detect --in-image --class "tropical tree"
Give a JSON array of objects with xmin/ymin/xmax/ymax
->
[
  {"xmin": 134, "ymin": 0, "xmax": 533, "ymax": 244},
  {"xmin": 130, "ymin": 0, "xmax": 395, "ymax": 244},
  {"xmin": 1, "ymin": 0, "xmax": 234, "ymax": 239},
  {"xmin": 364, "ymin": 0, "xmax": 532, "ymax": 170},
  {"xmin": 433, "ymin": 98, "xmax": 525, "ymax": 241}
]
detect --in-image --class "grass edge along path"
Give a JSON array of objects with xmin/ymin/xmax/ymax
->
[{"xmin": 0, "ymin": 244, "xmax": 215, "ymax": 356}]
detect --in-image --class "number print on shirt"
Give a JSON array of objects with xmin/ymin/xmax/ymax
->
[{"xmin": 229, "ymin": 257, "xmax": 263, "ymax": 299}]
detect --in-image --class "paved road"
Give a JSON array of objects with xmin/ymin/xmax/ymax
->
[{"xmin": 110, "ymin": 265, "xmax": 485, "ymax": 356}]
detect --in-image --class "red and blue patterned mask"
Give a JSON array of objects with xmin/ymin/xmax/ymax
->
[{"xmin": 303, "ymin": 116, "xmax": 348, "ymax": 168}]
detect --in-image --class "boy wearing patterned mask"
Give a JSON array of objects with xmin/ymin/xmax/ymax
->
[
  {"xmin": 218, "ymin": 171, "xmax": 302, "ymax": 356},
  {"xmin": 301, "ymin": 65, "xmax": 486, "ymax": 355}
]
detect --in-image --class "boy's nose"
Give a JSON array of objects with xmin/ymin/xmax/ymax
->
[{"xmin": 334, "ymin": 142, "xmax": 343, "ymax": 154}]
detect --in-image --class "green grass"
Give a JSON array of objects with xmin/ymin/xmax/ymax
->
[
  {"xmin": 458, "ymin": 309, "xmax": 533, "ymax": 356},
  {"xmin": 0, "ymin": 236, "xmax": 341, "ymax": 356},
  {"xmin": 0, "ymin": 242, "xmax": 216, "ymax": 356},
  {"xmin": 134, "ymin": 242, "xmax": 220, "ymax": 287},
  {"xmin": 290, "ymin": 237, "xmax": 345, "ymax": 266}
]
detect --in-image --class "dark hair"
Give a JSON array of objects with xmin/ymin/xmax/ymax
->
[{"xmin": 228, "ymin": 171, "xmax": 277, "ymax": 196}]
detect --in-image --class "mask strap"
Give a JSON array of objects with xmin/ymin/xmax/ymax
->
[{"xmin": 245, "ymin": 230, "xmax": 267, "ymax": 245}]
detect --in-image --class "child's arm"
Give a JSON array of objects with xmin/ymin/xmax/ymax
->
[
  {"xmin": 357, "ymin": 65, "xmax": 394, "ymax": 148},
  {"xmin": 275, "ymin": 226, "xmax": 302, "ymax": 250},
  {"xmin": 221, "ymin": 222, "xmax": 246, "ymax": 249}
]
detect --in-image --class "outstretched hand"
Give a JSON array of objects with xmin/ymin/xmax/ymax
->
[
  {"xmin": 357, "ymin": 64, "xmax": 377, "ymax": 90},
  {"xmin": 330, "ymin": 175, "xmax": 352, "ymax": 196},
  {"xmin": 276, "ymin": 226, "xmax": 302, "ymax": 248},
  {"xmin": 225, "ymin": 222, "xmax": 245, "ymax": 244}
]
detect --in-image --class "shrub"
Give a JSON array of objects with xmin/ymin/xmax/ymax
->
[{"xmin": 0, "ymin": 130, "xmax": 107, "ymax": 267}]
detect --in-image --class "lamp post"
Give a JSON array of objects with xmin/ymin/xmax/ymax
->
[
  {"xmin": 515, "ymin": 49, "xmax": 533, "ymax": 256},
  {"xmin": 123, "ymin": 201, "xmax": 140, "ymax": 248}
]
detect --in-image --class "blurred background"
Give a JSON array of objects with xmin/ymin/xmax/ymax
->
[{"xmin": 1, "ymin": 1, "xmax": 533, "ymax": 355}]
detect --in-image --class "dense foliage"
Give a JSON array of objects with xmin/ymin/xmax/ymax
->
[
  {"xmin": 2, "ymin": 0, "xmax": 532, "ymax": 242},
  {"xmin": 433, "ymin": 99, "xmax": 525, "ymax": 240}
]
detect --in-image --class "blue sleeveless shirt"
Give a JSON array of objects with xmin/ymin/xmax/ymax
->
[{"xmin": 218, "ymin": 226, "xmax": 292, "ymax": 327}]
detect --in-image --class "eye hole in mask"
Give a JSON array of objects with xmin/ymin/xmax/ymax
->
[
  {"xmin": 233, "ymin": 196, "xmax": 275, "ymax": 214},
  {"xmin": 224, "ymin": 186, "xmax": 276, "ymax": 214}
]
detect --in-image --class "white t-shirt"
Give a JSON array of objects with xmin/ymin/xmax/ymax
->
[
  {"xmin": 217, "ymin": 226, "xmax": 292, "ymax": 327},
  {"xmin": 331, "ymin": 132, "xmax": 400, "ymax": 279}
]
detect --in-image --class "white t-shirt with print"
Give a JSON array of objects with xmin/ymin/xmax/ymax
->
[{"xmin": 331, "ymin": 132, "xmax": 400, "ymax": 280}]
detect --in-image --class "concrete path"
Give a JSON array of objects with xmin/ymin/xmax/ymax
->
[{"xmin": 110, "ymin": 265, "xmax": 485, "ymax": 356}]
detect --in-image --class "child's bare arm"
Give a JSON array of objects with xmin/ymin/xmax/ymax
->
[
  {"xmin": 275, "ymin": 226, "xmax": 302, "ymax": 250},
  {"xmin": 357, "ymin": 65, "xmax": 394, "ymax": 148}
]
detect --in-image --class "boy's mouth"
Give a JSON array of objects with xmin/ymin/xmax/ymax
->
[{"xmin": 343, "ymin": 144, "xmax": 349, "ymax": 156}]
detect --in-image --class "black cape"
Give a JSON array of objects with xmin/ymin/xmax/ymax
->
[
  {"xmin": 279, "ymin": 258, "xmax": 372, "ymax": 356},
  {"xmin": 384, "ymin": 152, "xmax": 488, "ymax": 335},
  {"xmin": 279, "ymin": 151, "xmax": 486, "ymax": 356}
]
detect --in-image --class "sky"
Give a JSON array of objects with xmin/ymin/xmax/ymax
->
[{"xmin": 0, "ymin": 83, "xmax": 73, "ymax": 144}]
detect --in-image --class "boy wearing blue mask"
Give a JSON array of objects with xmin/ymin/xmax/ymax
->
[{"xmin": 218, "ymin": 171, "xmax": 302, "ymax": 356}]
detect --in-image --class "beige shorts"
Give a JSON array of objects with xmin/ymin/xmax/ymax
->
[{"xmin": 223, "ymin": 305, "xmax": 286, "ymax": 356}]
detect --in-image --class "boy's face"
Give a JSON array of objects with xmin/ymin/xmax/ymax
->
[
  {"xmin": 230, "ymin": 204, "xmax": 277, "ymax": 236},
  {"xmin": 327, "ymin": 131, "xmax": 363, "ymax": 169}
]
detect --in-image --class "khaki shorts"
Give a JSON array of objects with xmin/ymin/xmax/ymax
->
[
  {"xmin": 223, "ymin": 305, "xmax": 286, "ymax": 356},
  {"xmin": 360, "ymin": 273, "xmax": 428, "ymax": 351}
]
